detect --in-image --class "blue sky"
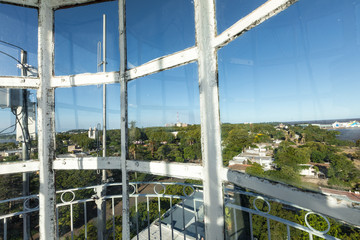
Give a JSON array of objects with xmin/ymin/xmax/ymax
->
[{"xmin": 1, "ymin": 0, "xmax": 360, "ymax": 132}]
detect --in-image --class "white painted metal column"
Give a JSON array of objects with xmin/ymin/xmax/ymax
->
[
  {"xmin": 37, "ymin": 1, "xmax": 57, "ymax": 239},
  {"xmin": 119, "ymin": 0, "xmax": 130, "ymax": 238},
  {"xmin": 194, "ymin": 0, "xmax": 225, "ymax": 239}
]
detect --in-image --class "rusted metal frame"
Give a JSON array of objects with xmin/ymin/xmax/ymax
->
[
  {"xmin": 0, "ymin": 160, "xmax": 39, "ymax": 175},
  {"xmin": 119, "ymin": 0, "xmax": 130, "ymax": 239},
  {"xmin": 53, "ymin": 157, "xmax": 120, "ymax": 170},
  {"xmin": 213, "ymin": 0, "xmax": 297, "ymax": 49},
  {"xmin": 224, "ymin": 169, "xmax": 360, "ymax": 227},
  {"xmin": 194, "ymin": 0, "xmax": 224, "ymax": 239},
  {"xmin": 125, "ymin": 47, "xmax": 198, "ymax": 81},
  {"xmin": 127, "ymin": 160, "xmax": 203, "ymax": 180},
  {"xmin": 0, "ymin": 0, "xmax": 38, "ymax": 8},
  {"xmin": 0, "ymin": 77, "xmax": 39, "ymax": 89},
  {"xmin": 37, "ymin": 1, "xmax": 57, "ymax": 239},
  {"xmin": 51, "ymin": 71, "xmax": 119, "ymax": 88}
]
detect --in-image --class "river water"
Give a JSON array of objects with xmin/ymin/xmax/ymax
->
[{"xmin": 330, "ymin": 128, "xmax": 360, "ymax": 142}]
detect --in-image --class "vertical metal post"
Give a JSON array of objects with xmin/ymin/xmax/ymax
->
[
  {"xmin": 96, "ymin": 185, "xmax": 106, "ymax": 240},
  {"xmin": 98, "ymin": 13, "xmax": 107, "ymax": 240},
  {"xmin": 119, "ymin": 0, "xmax": 130, "ymax": 238},
  {"xmin": 20, "ymin": 50, "xmax": 30, "ymax": 240},
  {"xmin": 194, "ymin": 0, "xmax": 225, "ymax": 239},
  {"xmin": 38, "ymin": 2, "xmax": 57, "ymax": 239},
  {"xmin": 102, "ymin": 13, "xmax": 107, "ymax": 180},
  {"xmin": 4, "ymin": 218, "xmax": 7, "ymax": 240}
]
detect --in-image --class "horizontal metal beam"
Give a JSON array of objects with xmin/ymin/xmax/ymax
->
[
  {"xmin": 0, "ymin": 76, "xmax": 39, "ymax": 89},
  {"xmin": 51, "ymin": 71, "xmax": 119, "ymax": 88},
  {"xmin": 0, "ymin": 0, "xmax": 38, "ymax": 8},
  {"xmin": 126, "ymin": 47, "xmax": 198, "ymax": 81},
  {"xmin": 214, "ymin": 0, "xmax": 297, "ymax": 49},
  {"xmin": 50, "ymin": 0, "xmax": 111, "ymax": 9},
  {"xmin": 51, "ymin": 46, "xmax": 197, "ymax": 88},
  {"xmin": 0, "ymin": 158, "xmax": 203, "ymax": 180},
  {"xmin": 223, "ymin": 168, "xmax": 360, "ymax": 227},
  {"xmin": 127, "ymin": 160, "xmax": 203, "ymax": 180},
  {"xmin": 0, "ymin": 160, "xmax": 39, "ymax": 175},
  {"xmin": 53, "ymin": 157, "xmax": 120, "ymax": 170}
]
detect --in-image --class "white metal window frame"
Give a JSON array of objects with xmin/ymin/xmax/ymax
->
[{"xmin": 0, "ymin": 0, "xmax": 359, "ymax": 239}]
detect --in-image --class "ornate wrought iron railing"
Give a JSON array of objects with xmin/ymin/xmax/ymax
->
[{"xmin": 1, "ymin": 181, "xmax": 358, "ymax": 240}]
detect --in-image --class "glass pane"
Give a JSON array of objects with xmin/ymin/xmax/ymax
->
[
  {"xmin": 126, "ymin": 0, "xmax": 195, "ymax": 67},
  {"xmin": 128, "ymin": 63, "xmax": 201, "ymax": 163},
  {"xmin": 128, "ymin": 173, "xmax": 204, "ymax": 239},
  {"xmin": 219, "ymin": 0, "xmax": 360, "ymax": 193},
  {"xmin": 0, "ymin": 89, "xmax": 37, "ymax": 160},
  {"xmin": 0, "ymin": 3, "xmax": 37, "ymax": 76},
  {"xmin": 55, "ymin": 85, "xmax": 120, "ymax": 157},
  {"xmin": 216, "ymin": 0, "xmax": 267, "ymax": 34},
  {"xmin": 54, "ymin": 1, "xmax": 119, "ymax": 75},
  {"xmin": 225, "ymin": 185, "xmax": 360, "ymax": 240},
  {"xmin": 55, "ymin": 170, "xmax": 101, "ymax": 238},
  {"xmin": 0, "ymin": 173, "xmax": 39, "ymax": 239},
  {"xmin": 55, "ymin": 84, "xmax": 120, "ymax": 157}
]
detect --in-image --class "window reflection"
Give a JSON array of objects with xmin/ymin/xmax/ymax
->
[
  {"xmin": 128, "ymin": 63, "xmax": 201, "ymax": 163},
  {"xmin": 0, "ymin": 89, "xmax": 37, "ymax": 160},
  {"xmin": 126, "ymin": 0, "xmax": 195, "ymax": 67},
  {"xmin": 54, "ymin": 1, "xmax": 119, "ymax": 75},
  {"xmin": 55, "ymin": 84, "xmax": 120, "ymax": 158},
  {"xmin": 219, "ymin": 0, "xmax": 360, "ymax": 192},
  {"xmin": 0, "ymin": 3, "xmax": 37, "ymax": 76},
  {"xmin": 216, "ymin": 0, "xmax": 267, "ymax": 34}
]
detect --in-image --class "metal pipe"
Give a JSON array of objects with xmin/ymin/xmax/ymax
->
[
  {"xmin": 102, "ymin": 13, "xmax": 107, "ymax": 181},
  {"xmin": 20, "ymin": 49, "xmax": 30, "ymax": 240},
  {"xmin": 158, "ymin": 197, "xmax": 162, "ymax": 239},
  {"xmin": 112, "ymin": 198, "xmax": 115, "ymax": 240},
  {"xmin": 84, "ymin": 202, "xmax": 88, "ymax": 240},
  {"xmin": 99, "ymin": 14, "xmax": 107, "ymax": 240},
  {"xmin": 183, "ymin": 199, "xmax": 186, "ymax": 240},
  {"xmin": 4, "ymin": 218, "xmax": 7, "ymax": 240},
  {"xmin": 70, "ymin": 204, "xmax": 74, "ymax": 240}
]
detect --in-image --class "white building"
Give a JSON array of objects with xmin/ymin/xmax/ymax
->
[
  {"xmin": 88, "ymin": 127, "xmax": 98, "ymax": 139},
  {"xmin": 230, "ymin": 146, "xmax": 274, "ymax": 171}
]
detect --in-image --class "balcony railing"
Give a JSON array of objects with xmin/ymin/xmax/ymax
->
[{"xmin": 0, "ymin": 181, "xmax": 358, "ymax": 240}]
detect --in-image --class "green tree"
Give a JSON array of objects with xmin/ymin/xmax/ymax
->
[
  {"xmin": 328, "ymin": 154, "xmax": 360, "ymax": 187},
  {"xmin": 245, "ymin": 163, "xmax": 265, "ymax": 177}
]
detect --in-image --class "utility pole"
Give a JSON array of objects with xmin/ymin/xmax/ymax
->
[{"xmin": 20, "ymin": 50, "xmax": 30, "ymax": 240}]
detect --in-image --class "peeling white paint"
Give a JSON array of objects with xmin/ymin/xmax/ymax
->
[
  {"xmin": 214, "ymin": 0, "xmax": 297, "ymax": 49},
  {"xmin": 0, "ymin": 0, "xmax": 38, "ymax": 8},
  {"xmin": 194, "ymin": 0, "xmax": 225, "ymax": 239},
  {"xmin": 53, "ymin": 157, "xmax": 120, "ymax": 170},
  {"xmin": 0, "ymin": 0, "xmax": 358, "ymax": 238},
  {"xmin": 37, "ymin": 2, "xmax": 56, "ymax": 239},
  {"xmin": 51, "ymin": 71, "xmax": 119, "ymax": 88},
  {"xmin": 127, "ymin": 160, "xmax": 203, "ymax": 180},
  {"xmin": 0, "ymin": 77, "xmax": 39, "ymax": 89},
  {"xmin": 0, "ymin": 160, "xmax": 40, "ymax": 175},
  {"xmin": 119, "ymin": 0, "xmax": 131, "ymax": 238},
  {"xmin": 126, "ymin": 47, "xmax": 198, "ymax": 81}
]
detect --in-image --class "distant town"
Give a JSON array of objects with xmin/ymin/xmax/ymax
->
[{"xmin": 0, "ymin": 119, "xmax": 359, "ymax": 203}]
